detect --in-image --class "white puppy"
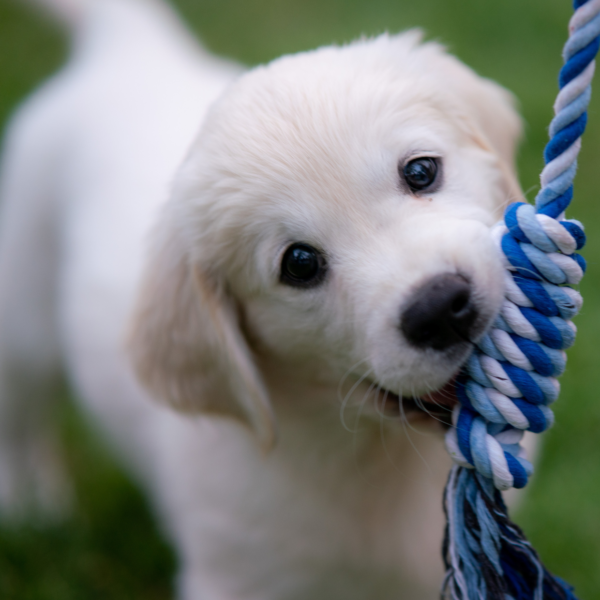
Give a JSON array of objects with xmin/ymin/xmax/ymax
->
[{"xmin": 0, "ymin": 0, "xmax": 523, "ymax": 597}]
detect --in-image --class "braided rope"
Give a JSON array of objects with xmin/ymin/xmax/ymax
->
[{"xmin": 445, "ymin": 0, "xmax": 599, "ymax": 491}]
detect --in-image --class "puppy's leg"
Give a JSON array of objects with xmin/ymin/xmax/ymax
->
[{"xmin": 0, "ymin": 89, "xmax": 71, "ymax": 520}]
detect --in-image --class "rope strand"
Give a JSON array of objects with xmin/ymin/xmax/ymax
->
[
  {"xmin": 441, "ymin": 2, "xmax": 599, "ymax": 597},
  {"xmin": 446, "ymin": 0, "xmax": 598, "ymax": 492}
]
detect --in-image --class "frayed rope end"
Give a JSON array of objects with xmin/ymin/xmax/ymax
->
[{"xmin": 442, "ymin": 466, "xmax": 578, "ymax": 600}]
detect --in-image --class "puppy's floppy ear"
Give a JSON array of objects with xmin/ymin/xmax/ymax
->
[
  {"xmin": 453, "ymin": 75, "xmax": 522, "ymax": 170},
  {"xmin": 127, "ymin": 214, "xmax": 276, "ymax": 449},
  {"xmin": 433, "ymin": 50, "xmax": 524, "ymax": 204},
  {"xmin": 457, "ymin": 76, "xmax": 524, "ymax": 204}
]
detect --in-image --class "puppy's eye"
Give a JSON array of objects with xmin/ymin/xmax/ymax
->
[
  {"xmin": 280, "ymin": 243, "xmax": 326, "ymax": 288},
  {"xmin": 402, "ymin": 157, "xmax": 439, "ymax": 192}
]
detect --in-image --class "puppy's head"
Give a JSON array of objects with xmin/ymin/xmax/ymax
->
[{"xmin": 128, "ymin": 33, "xmax": 522, "ymax": 446}]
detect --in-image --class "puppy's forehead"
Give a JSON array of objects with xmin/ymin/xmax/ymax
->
[
  {"xmin": 200, "ymin": 34, "xmax": 471, "ymax": 198},
  {"xmin": 179, "ymin": 33, "xmax": 515, "ymax": 276}
]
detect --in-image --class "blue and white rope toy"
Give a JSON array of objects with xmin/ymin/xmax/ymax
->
[{"xmin": 441, "ymin": 1, "xmax": 599, "ymax": 597}]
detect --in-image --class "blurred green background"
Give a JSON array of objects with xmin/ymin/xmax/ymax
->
[{"xmin": 1, "ymin": 0, "xmax": 599, "ymax": 598}]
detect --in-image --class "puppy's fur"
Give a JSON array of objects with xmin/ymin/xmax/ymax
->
[{"xmin": 0, "ymin": 0, "xmax": 523, "ymax": 597}]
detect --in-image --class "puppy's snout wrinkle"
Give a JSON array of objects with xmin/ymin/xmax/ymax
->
[{"xmin": 400, "ymin": 273, "xmax": 478, "ymax": 351}]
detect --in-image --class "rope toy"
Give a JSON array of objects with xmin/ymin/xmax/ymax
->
[{"xmin": 441, "ymin": 1, "xmax": 599, "ymax": 597}]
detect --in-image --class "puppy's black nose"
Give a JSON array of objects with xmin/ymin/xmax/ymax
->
[{"xmin": 400, "ymin": 273, "xmax": 478, "ymax": 351}]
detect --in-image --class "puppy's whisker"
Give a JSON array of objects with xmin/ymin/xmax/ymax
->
[
  {"xmin": 352, "ymin": 379, "xmax": 378, "ymax": 440},
  {"xmin": 522, "ymin": 184, "xmax": 539, "ymax": 202},
  {"xmin": 397, "ymin": 385, "xmax": 429, "ymax": 437},
  {"xmin": 375, "ymin": 387, "xmax": 392, "ymax": 419},
  {"xmin": 397, "ymin": 386, "xmax": 434, "ymax": 476},
  {"xmin": 351, "ymin": 379, "xmax": 382, "ymax": 484},
  {"xmin": 375, "ymin": 388, "xmax": 401, "ymax": 422},
  {"xmin": 377, "ymin": 389, "xmax": 404, "ymax": 474},
  {"xmin": 413, "ymin": 396, "xmax": 450, "ymax": 429},
  {"xmin": 337, "ymin": 358, "xmax": 369, "ymax": 406},
  {"xmin": 416, "ymin": 382, "xmax": 456, "ymax": 428},
  {"xmin": 355, "ymin": 379, "xmax": 378, "ymax": 429},
  {"xmin": 407, "ymin": 384, "xmax": 445, "ymax": 433},
  {"xmin": 339, "ymin": 367, "xmax": 373, "ymax": 433},
  {"xmin": 375, "ymin": 384, "xmax": 385, "ymax": 416},
  {"xmin": 429, "ymin": 393, "xmax": 455, "ymax": 410},
  {"xmin": 422, "ymin": 380, "xmax": 455, "ymax": 411},
  {"xmin": 500, "ymin": 183, "xmax": 536, "ymax": 210}
]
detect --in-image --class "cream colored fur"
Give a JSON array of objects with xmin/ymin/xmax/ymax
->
[{"xmin": 0, "ymin": 1, "xmax": 524, "ymax": 598}]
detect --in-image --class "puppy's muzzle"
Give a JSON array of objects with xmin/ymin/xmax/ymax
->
[{"xmin": 400, "ymin": 273, "xmax": 478, "ymax": 351}]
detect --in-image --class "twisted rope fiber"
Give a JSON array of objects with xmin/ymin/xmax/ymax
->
[{"xmin": 441, "ymin": 1, "xmax": 599, "ymax": 597}]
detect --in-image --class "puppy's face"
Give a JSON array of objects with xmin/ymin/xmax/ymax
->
[{"xmin": 130, "ymin": 34, "xmax": 523, "ymax": 442}]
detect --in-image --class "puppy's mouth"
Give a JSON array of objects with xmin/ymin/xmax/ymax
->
[{"xmin": 374, "ymin": 378, "xmax": 458, "ymax": 427}]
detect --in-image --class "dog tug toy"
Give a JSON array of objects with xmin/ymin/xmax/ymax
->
[{"xmin": 442, "ymin": 1, "xmax": 599, "ymax": 597}]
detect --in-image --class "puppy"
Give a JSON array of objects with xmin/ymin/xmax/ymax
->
[{"xmin": 0, "ymin": 0, "xmax": 523, "ymax": 597}]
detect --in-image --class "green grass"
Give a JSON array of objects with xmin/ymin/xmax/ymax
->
[
  {"xmin": 1, "ymin": 0, "xmax": 600, "ymax": 597},
  {"xmin": 0, "ymin": 396, "xmax": 175, "ymax": 600}
]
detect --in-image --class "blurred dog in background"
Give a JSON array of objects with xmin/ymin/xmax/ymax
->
[{"xmin": 0, "ymin": 0, "xmax": 522, "ymax": 597}]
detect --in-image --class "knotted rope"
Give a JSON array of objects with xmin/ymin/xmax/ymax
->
[{"xmin": 441, "ymin": 1, "xmax": 599, "ymax": 597}]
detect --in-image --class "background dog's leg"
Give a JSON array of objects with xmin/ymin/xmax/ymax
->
[{"xmin": 0, "ymin": 87, "xmax": 71, "ymax": 520}]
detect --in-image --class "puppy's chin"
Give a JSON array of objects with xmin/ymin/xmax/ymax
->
[
  {"xmin": 349, "ymin": 373, "xmax": 459, "ymax": 430},
  {"xmin": 372, "ymin": 337, "xmax": 478, "ymax": 427}
]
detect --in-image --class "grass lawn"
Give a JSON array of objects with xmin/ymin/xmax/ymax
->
[{"xmin": 1, "ymin": 0, "xmax": 599, "ymax": 597}]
